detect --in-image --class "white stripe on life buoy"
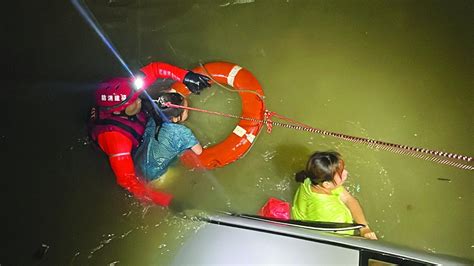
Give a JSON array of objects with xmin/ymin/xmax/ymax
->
[
  {"xmin": 233, "ymin": 126, "xmax": 255, "ymax": 143},
  {"xmin": 227, "ymin": 65, "xmax": 242, "ymax": 87},
  {"xmin": 246, "ymin": 133, "xmax": 255, "ymax": 143},
  {"xmin": 233, "ymin": 125, "xmax": 247, "ymax": 137}
]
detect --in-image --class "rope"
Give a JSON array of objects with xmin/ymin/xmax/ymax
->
[{"xmin": 163, "ymin": 102, "xmax": 473, "ymax": 171}]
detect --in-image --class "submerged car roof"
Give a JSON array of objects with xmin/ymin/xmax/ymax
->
[{"xmin": 172, "ymin": 211, "xmax": 471, "ymax": 265}]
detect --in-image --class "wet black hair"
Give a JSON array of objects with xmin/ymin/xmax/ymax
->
[
  {"xmin": 154, "ymin": 92, "xmax": 185, "ymax": 118},
  {"xmin": 295, "ymin": 151, "xmax": 344, "ymax": 185}
]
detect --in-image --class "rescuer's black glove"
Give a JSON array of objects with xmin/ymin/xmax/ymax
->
[{"xmin": 183, "ymin": 71, "xmax": 211, "ymax": 94}]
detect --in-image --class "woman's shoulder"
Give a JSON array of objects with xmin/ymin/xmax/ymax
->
[
  {"xmin": 164, "ymin": 123, "xmax": 195, "ymax": 140},
  {"xmin": 163, "ymin": 122, "xmax": 190, "ymax": 131},
  {"xmin": 300, "ymin": 179, "xmax": 319, "ymax": 196},
  {"xmin": 331, "ymin": 186, "xmax": 345, "ymax": 196}
]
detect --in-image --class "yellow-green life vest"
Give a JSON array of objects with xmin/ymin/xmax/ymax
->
[{"xmin": 291, "ymin": 178, "xmax": 354, "ymax": 235}]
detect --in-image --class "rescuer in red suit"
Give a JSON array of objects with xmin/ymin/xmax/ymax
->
[{"xmin": 89, "ymin": 62, "xmax": 210, "ymax": 206}]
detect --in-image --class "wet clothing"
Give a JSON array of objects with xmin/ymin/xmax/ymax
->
[
  {"xmin": 139, "ymin": 62, "xmax": 187, "ymax": 89},
  {"xmin": 134, "ymin": 119, "xmax": 199, "ymax": 181},
  {"xmin": 89, "ymin": 62, "xmax": 188, "ymax": 206},
  {"xmin": 292, "ymin": 178, "xmax": 354, "ymax": 234},
  {"xmin": 90, "ymin": 109, "xmax": 147, "ymax": 148}
]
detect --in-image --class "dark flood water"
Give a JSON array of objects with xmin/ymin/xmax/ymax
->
[{"xmin": 1, "ymin": 0, "xmax": 472, "ymax": 265}]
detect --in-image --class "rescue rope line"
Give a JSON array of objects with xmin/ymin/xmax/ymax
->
[{"xmin": 164, "ymin": 102, "xmax": 473, "ymax": 171}]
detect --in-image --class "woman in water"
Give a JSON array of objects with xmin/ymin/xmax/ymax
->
[{"xmin": 291, "ymin": 151, "xmax": 377, "ymax": 239}]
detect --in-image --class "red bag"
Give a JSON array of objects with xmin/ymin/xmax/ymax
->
[{"xmin": 258, "ymin": 197, "xmax": 291, "ymax": 220}]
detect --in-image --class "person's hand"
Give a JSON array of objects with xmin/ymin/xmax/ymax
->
[
  {"xmin": 360, "ymin": 226, "xmax": 378, "ymax": 240},
  {"xmin": 183, "ymin": 71, "xmax": 211, "ymax": 94},
  {"xmin": 146, "ymin": 189, "xmax": 173, "ymax": 207}
]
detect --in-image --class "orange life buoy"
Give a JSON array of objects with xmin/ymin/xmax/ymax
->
[{"xmin": 170, "ymin": 61, "xmax": 265, "ymax": 169}]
